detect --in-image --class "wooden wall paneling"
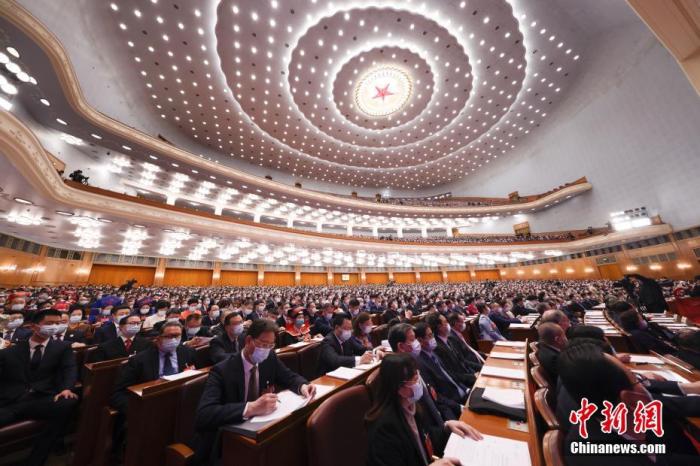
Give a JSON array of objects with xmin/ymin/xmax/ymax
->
[
  {"xmin": 474, "ymin": 270, "xmax": 501, "ymax": 281},
  {"xmin": 219, "ymin": 270, "xmax": 258, "ymax": 286},
  {"xmin": 162, "ymin": 268, "xmax": 212, "ymax": 286},
  {"xmin": 420, "ymin": 272, "xmax": 443, "ymax": 283},
  {"xmin": 393, "ymin": 272, "xmax": 416, "ymax": 284},
  {"xmin": 300, "ymin": 273, "xmax": 328, "ymax": 286},
  {"xmin": 597, "ymin": 264, "xmax": 623, "ymax": 280},
  {"xmin": 333, "ymin": 273, "xmax": 359, "ymax": 285},
  {"xmin": 88, "ymin": 265, "xmax": 156, "ymax": 286},
  {"xmin": 365, "ymin": 273, "xmax": 389, "ymax": 284},
  {"xmin": 263, "ymin": 272, "xmax": 295, "ymax": 286},
  {"xmin": 447, "ymin": 271, "xmax": 470, "ymax": 283}
]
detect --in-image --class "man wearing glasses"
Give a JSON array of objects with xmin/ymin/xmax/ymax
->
[{"xmin": 193, "ymin": 319, "xmax": 315, "ymax": 463}]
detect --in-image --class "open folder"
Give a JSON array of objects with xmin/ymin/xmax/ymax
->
[{"xmin": 444, "ymin": 433, "xmax": 531, "ymax": 466}]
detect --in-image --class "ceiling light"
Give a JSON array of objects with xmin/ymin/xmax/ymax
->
[
  {"xmin": 13, "ymin": 197, "xmax": 33, "ymax": 205},
  {"xmin": 39, "ymin": 98, "xmax": 50, "ymax": 106}
]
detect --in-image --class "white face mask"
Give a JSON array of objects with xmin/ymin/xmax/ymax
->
[
  {"xmin": 211, "ymin": 310, "xmax": 220, "ymax": 320},
  {"xmin": 186, "ymin": 327, "xmax": 201, "ymax": 337},
  {"xmin": 8, "ymin": 318, "xmax": 23, "ymax": 330},
  {"xmin": 159, "ymin": 337, "xmax": 180, "ymax": 353},
  {"xmin": 406, "ymin": 381, "xmax": 423, "ymax": 403},
  {"xmin": 250, "ymin": 345, "xmax": 271, "ymax": 364},
  {"xmin": 339, "ymin": 329, "xmax": 352, "ymax": 342},
  {"xmin": 229, "ymin": 324, "xmax": 244, "ymax": 337},
  {"xmin": 157, "ymin": 310, "xmax": 167, "ymax": 317},
  {"xmin": 56, "ymin": 323, "xmax": 69, "ymax": 335},
  {"xmin": 361, "ymin": 325, "xmax": 372, "ymax": 335},
  {"xmin": 69, "ymin": 315, "xmax": 82, "ymax": 324},
  {"xmin": 410, "ymin": 339, "xmax": 421, "ymax": 356},
  {"xmin": 427, "ymin": 338, "xmax": 437, "ymax": 351},
  {"xmin": 123, "ymin": 324, "xmax": 141, "ymax": 337},
  {"xmin": 39, "ymin": 324, "xmax": 61, "ymax": 338},
  {"xmin": 10, "ymin": 304, "xmax": 24, "ymax": 311},
  {"xmin": 140, "ymin": 307, "xmax": 150, "ymax": 315},
  {"xmin": 167, "ymin": 317, "xmax": 180, "ymax": 323}
]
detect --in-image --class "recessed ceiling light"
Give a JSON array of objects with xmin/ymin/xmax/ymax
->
[
  {"xmin": 55, "ymin": 210, "xmax": 74, "ymax": 216},
  {"xmin": 98, "ymin": 218, "xmax": 113, "ymax": 223},
  {"xmin": 39, "ymin": 98, "xmax": 50, "ymax": 106},
  {"xmin": 56, "ymin": 118, "xmax": 67, "ymax": 125},
  {"xmin": 13, "ymin": 197, "xmax": 32, "ymax": 205},
  {"xmin": 91, "ymin": 133, "xmax": 102, "ymax": 139}
]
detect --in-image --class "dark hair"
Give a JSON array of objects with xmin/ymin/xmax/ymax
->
[
  {"xmin": 159, "ymin": 321, "xmax": 183, "ymax": 335},
  {"xmin": 425, "ymin": 312, "xmax": 443, "ymax": 335},
  {"xmin": 119, "ymin": 315, "xmax": 140, "ymax": 326},
  {"xmin": 352, "ymin": 312, "xmax": 371, "ymax": 335},
  {"xmin": 558, "ymin": 341, "xmax": 631, "ymax": 406},
  {"xmin": 446, "ymin": 312, "xmax": 462, "ymax": 326},
  {"xmin": 413, "ymin": 322, "xmax": 429, "ymax": 339},
  {"xmin": 332, "ymin": 314, "xmax": 348, "ymax": 329},
  {"xmin": 537, "ymin": 323, "xmax": 564, "ymax": 345},
  {"xmin": 112, "ymin": 304, "xmax": 131, "ymax": 315},
  {"xmin": 247, "ymin": 319, "xmax": 278, "ymax": 339},
  {"xmin": 388, "ymin": 323, "xmax": 413, "ymax": 351},
  {"xmin": 185, "ymin": 313, "xmax": 202, "ymax": 324},
  {"xmin": 31, "ymin": 308, "xmax": 61, "ymax": 324},
  {"xmin": 476, "ymin": 303, "xmax": 489, "ymax": 314},
  {"xmin": 365, "ymin": 353, "xmax": 417, "ymax": 423},
  {"xmin": 166, "ymin": 309, "xmax": 181, "ymax": 317},
  {"xmin": 349, "ymin": 299, "xmax": 360, "ymax": 308},
  {"xmin": 223, "ymin": 312, "xmax": 242, "ymax": 326},
  {"xmin": 619, "ymin": 309, "xmax": 641, "ymax": 331},
  {"xmin": 609, "ymin": 301, "xmax": 633, "ymax": 314},
  {"xmin": 155, "ymin": 300, "xmax": 171, "ymax": 310}
]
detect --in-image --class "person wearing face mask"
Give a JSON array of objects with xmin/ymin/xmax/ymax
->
[
  {"xmin": 181, "ymin": 298, "xmax": 202, "ymax": 321},
  {"xmin": 181, "ymin": 314, "xmax": 211, "ymax": 346},
  {"xmin": 619, "ymin": 309, "xmax": 676, "ymax": 355},
  {"xmin": 110, "ymin": 322, "xmax": 196, "ymax": 414},
  {"xmin": 193, "ymin": 319, "xmax": 314, "ymax": 464},
  {"xmin": 414, "ymin": 323, "xmax": 471, "ymax": 410},
  {"xmin": 93, "ymin": 305, "xmax": 132, "ymax": 344},
  {"xmin": 560, "ymin": 341, "xmax": 698, "ymax": 466},
  {"xmin": 346, "ymin": 311, "xmax": 375, "ymax": 354},
  {"xmin": 343, "ymin": 298, "xmax": 362, "ymax": 320},
  {"xmin": 154, "ymin": 309, "xmax": 183, "ymax": 332},
  {"xmin": 2, "ymin": 310, "xmax": 31, "ymax": 343},
  {"xmin": 210, "ymin": 312, "xmax": 246, "ymax": 363},
  {"xmin": 317, "ymin": 315, "xmax": 374, "ymax": 376},
  {"xmin": 366, "ymin": 353, "xmax": 483, "ymax": 466},
  {"xmin": 310, "ymin": 302, "xmax": 335, "ymax": 337},
  {"xmin": 476, "ymin": 303, "xmax": 505, "ymax": 341},
  {"xmin": 92, "ymin": 315, "xmax": 149, "ymax": 362},
  {"xmin": 143, "ymin": 300, "xmax": 171, "ymax": 332},
  {"xmin": 7, "ymin": 297, "xmax": 26, "ymax": 313},
  {"xmin": 445, "ymin": 313, "xmax": 484, "ymax": 371},
  {"xmin": 426, "ymin": 313, "xmax": 478, "ymax": 385},
  {"xmin": 0, "ymin": 309, "xmax": 78, "ymax": 466},
  {"xmin": 54, "ymin": 312, "xmax": 87, "ymax": 345},
  {"xmin": 279, "ymin": 307, "xmax": 311, "ymax": 347},
  {"xmin": 202, "ymin": 305, "xmax": 221, "ymax": 327}
]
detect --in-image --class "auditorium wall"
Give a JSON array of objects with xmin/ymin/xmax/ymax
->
[
  {"xmin": 219, "ymin": 270, "xmax": 258, "ymax": 286},
  {"xmin": 443, "ymin": 23, "xmax": 700, "ymax": 232},
  {"xmin": 88, "ymin": 264, "xmax": 155, "ymax": 286}
]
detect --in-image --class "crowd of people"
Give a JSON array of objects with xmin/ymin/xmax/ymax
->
[
  {"xmin": 351, "ymin": 231, "xmax": 579, "ymax": 243},
  {"xmin": 0, "ymin": 276, "xmax": 699, "ymax": 465}
]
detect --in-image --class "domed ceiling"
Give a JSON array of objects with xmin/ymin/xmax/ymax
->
[{"xmin": 102, "ymin": 0, "xmax": 582, "ymax": 189}]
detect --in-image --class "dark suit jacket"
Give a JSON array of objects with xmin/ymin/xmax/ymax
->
[
  {"xmin": 310, "ymin": 316, "xmax": 332, "ymax": 337},
  {"xmin": 110, "ymin": 345, "xmax": 196, "ymax": 413},
  {"xmin": 193, "ymin": 351, "xmax": 306, "ymax": 462},
  {"xmin": 628, "ymin": 329, "xmax": 676, "ymax": 355},
  {"xmin": 93, "ymin": 322, "xmax": 118, "ymax": 344},
  {"xmin": 2, "ymin": 326, "xmax": 32, "ymax": 343},
  {"xmin": 59, "ymin": 328, "xmax": 87, "ymax": 344},
  {"xmin": 447, "ymin": 330, "xmax": 483, "ymax": 372},
  {"xmin": 181, "ymin": 326, "xmax": 211, "ymax": 344},
  {"xmin": 417, "ymin": 351, "xmax": 467, "ymax": 412},
  {"xmin": 0, "ymin": 339, "xmax": 77, "ymax": 405},
  {"xmin": 91, "ymin": 336, "xmax": 150, "ymax": 363},
  {"xmin": 434, "ymin": 337, "xmax": 476, "ymax": 388},
  {"xmin": 537, "ymin": 343, "xmax": 561, "ymax": 382},
  {"xmin": 316, "ymin": 332, "xmax": 361, "ymax": 376},
  {"xmin": 209, "ymin": 333, "xmax": 245, "ymax": 363},
  {"xmin": 677, "ymin": 348, "xmax": 700, "ymax": 370},
  {"xmin": 366, "ymin": 402, "xmax": 448, "ymax": 466}
]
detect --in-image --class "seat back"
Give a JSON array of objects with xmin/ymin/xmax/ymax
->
[
  {"xmin": 193, "ymin": 344, "xmax": 212, "ymax": 368},
  {"xmin": 298, "ymin": 342, "xmax": 322, "ymax": 381},
  {"xmin": 529, "ymin": 341, "xmax": 539, "ymax": 353},
  {"xmin": 277, "ymin": 349, "xmax": 300, "ymax": 374},
  {"xmin": 306, "ymin": 385, "xmax": 371, "ymax": 466},
  {"xmin": 534, "ymin": 388, "xmax": 559, "ymax": 430},
  {"xmin": 531, "ymin": 365, "xmax": 552, "ymax": 389},
  {"xmin": 528, "ymin": 351, "xmax": 540, "ymax": 366},
  {"xmin": 369, "ymin": 324, "xmax": 388, "ymax": 348},
  {"xmin": 172, "ymin": 374, "xmax": 209, "ymax": 444},
  {"xmin": 542, "ymin": 429, "xmax": 565, "ymax": 466}
]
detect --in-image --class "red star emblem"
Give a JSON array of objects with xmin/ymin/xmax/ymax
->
[{"xmin": 372, "ymin": 83, "xmax": 394, "ymax": 101}]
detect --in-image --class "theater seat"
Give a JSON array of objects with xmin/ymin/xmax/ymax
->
[
  {"xmin": 529, "ymin": 341, "xmax": 539, "ymax": 353},
  {"xmin": 534, "ymin": 388, "xmax": 559, "ymax": 430},
  {"xmin": 298, "ymin": 342, "xmax": 322, "ymax": 381},
  {"xmin": 531, "ymin": 365, "xmax": 552, "ymax": 389},
  {"xmin": 528, "ymin": 351, "xmax": 540, "ymax": 366},
  {"xmin": 542, "ymin": 429, "xmax": 564, "ymax": 466},
  {"xmin": 172, "ymin": 374, "xmax": 208, "ymax": 444},
  {"xmin": 0, "ymin": 419, "xmax": 46, "ymax": 453},
  {"xmin": 277, "ymin": 349, "xmax": 300, "ymax": 374},
  {"xmin": 306, "ymin": 385, "xmax": 371, "ymax": 466}
]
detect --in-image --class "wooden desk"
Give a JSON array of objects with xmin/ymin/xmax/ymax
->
[
  {"xmin": 459, "ymin": 344, "xmax": 542, "ymax": 466},
  {"xmin": 124, "ymin": 368, "xmax": 212, "ymax": 466},
  {"xmin": 221, "ymin": 366, "xmax": 378, "ymax": 466}
]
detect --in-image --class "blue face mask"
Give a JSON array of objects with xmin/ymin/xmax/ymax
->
[
  {"xmin": 250, "ymin": 346, "xmax": 271, "ymax": 364},
  {"xmin": 159, "ymin": 337, "xmax": 180, "ymax": 353},
  {"xmin": 295, "ymin": 318, "xmax": 305, "ymax": 328},
  {"xmin": 407, "ymin": 381, "xmax": 423, "ymax": 403}
]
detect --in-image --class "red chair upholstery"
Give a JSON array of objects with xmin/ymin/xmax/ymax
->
[
  {"xmin": 676, "ymin": 297, "xmax": 700, "ymax": 324},
  {"xmin": 306, "ymin": 385, "xmax": 371, "ymax": 466}
]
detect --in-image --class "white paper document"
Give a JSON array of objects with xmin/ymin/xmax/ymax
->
[
  {"xmin": 444, "ymin": 433, "xmax": 531, "ymax": 466},
  {"xmin": 482, "ymin": 387, "xmax": 525, "ymax": 409},
  {"xmin": 161, "ymin": 369, "xmax": 202, "ymax": 381},
  {"xmin": 355, "ymin": 360, "xmax": 382, "ymax": 371},
  {"xmin": 494, "ymin": 341, "xmax": 527, "ymax": 347},
  {"xmin": 288, "ymin": 341, "xmax": 310, "ymax": 348},
  {"xmin": 325, "ymin": 366, "xmax": 365, "ymax": 380},
  {"xmin": 508, "ymin": 323, "xmax": 532, "ymax": 329},
  {"xmin": 249, "ymin": 385, "xmax": 334, "ymax": 423},
  {"xmin": 489, "ymin": 352, "xmax": 524, "ymax": 360},
  {"xmin": 629, "ymin": 355, "xmax": 664, "ymax": 365},
  {"xmin": 480, "ymin": 365, "xmax": 525, "ymax": 380},
  {"xmin": 593, "ymin": 304, "xmax": 606, "ymax": 309},
  {"xmin": 633, "ymin": 370, "xmax": 689, "ymax": 384}
]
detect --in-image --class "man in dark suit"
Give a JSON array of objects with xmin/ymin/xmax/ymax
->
[
  {"xmin": 2, "ymin": 310, "xmax": 32, "ymax": 343},
  {"xmin": 309, "ymin": 303, "xmax": 334, "ymax": 337},
  {"xmin": 181, "ymin": 313, "xmax": 211, "ymax": 346},
  {"xmin": 93, "ymin": 305, "xmax": 132, "ymax": 344},
  {"xmin": 536, "ymin": 323, "xmax": 567, "ymax": 382},
  {"xmin": 0, "ymin": 309, "xmax": 79, "ymax": 466},
  {"xmin": 446, "ymin": 312, "xmax": 484, "ymax": 371},
  {"xmin": 676, "ymin": 330, "xmax": 700, "ymax": 370},
  {"xmin": 110, "ymin": 321, "xmax": 196, "ymax": 414},
  {"xmin": 316, "ymin": 314, "xmax": 373, "ymax": 376},
  {"xmin": 210, "ymin": 312, "xmax": 246, "ymax": 363},
  {"xmin": 91, "ymin": 315, "xmax": 150, "ymax": 362},
  {"xmin": 427, "ymin": 313, "xmax": 477, "ymax": 387},
  {"xmin": 619, "ymin": 309, "xmax": 676, "ymax": 354},
  {"xmin": 414, "ymin": 323, "xmax": 469, "ymax": 408},
  {"xmin": 53, "ymin": 311, "xmax": 87, "ymax": 345},
  {"xmin": 194, "ymin": 319, "xmax": 314, "ymax": 463}
]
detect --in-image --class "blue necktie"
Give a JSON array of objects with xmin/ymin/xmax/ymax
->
[{"xmin": 162, "ymin": 352, "xmax": 176, "ymax": 376}]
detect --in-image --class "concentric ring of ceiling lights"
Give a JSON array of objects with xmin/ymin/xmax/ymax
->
[{"xmin": 111, "ymin": 0, "xmax": 580, "ymax": 187}]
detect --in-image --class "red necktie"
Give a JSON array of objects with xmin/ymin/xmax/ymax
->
[{"xmin": 124, "ymin": 338, "xmax": 132, "ymax": 352}]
